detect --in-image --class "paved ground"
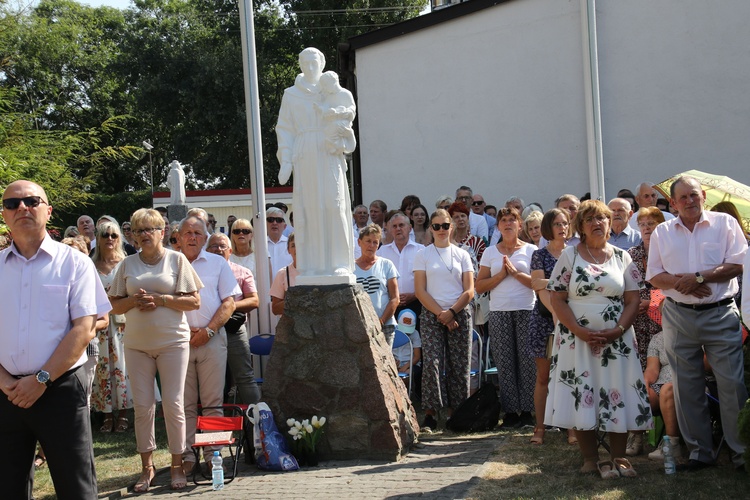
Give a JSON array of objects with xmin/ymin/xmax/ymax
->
[{"xmin": 112, "ymin": 433, "xmax": 505, "ymax": 499}]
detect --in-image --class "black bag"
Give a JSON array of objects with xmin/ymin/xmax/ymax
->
[
  {"xmin": 536, "ymin": 292, "xmax": 553, "ymax": 319},
  {"xmin": 445, "ymin": 383, "xmax": 501, "ymax": 433}
]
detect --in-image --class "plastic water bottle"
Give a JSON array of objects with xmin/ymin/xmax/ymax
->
[
  {"xmin": 662, "ymin": 436, "xmax": 676, "ymax": 475},
  {"xmin": 211, "ymin": 451, "xmax": 224, "ymax": 490}
]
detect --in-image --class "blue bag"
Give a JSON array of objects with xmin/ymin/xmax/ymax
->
[{"xmin": 248, "ymin": 403, "xmax": 299, "ymax": 472}]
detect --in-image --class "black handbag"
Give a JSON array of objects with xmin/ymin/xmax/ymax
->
[{"xmin": 536, "ymin": 292, "xmax": 553, "ymax": 319}]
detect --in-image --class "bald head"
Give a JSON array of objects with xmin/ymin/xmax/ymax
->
[{"xmin": 2, "ymin": 180, "xmax": 53, "ymax": 253}]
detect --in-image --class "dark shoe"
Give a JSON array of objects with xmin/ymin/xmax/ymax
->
[
  {"xmin": 677, "ymin": 459, "xmax": 714, "ymax": 472},
  {"xmin": 421, "ymin": 414, "xmax": 438, "ymax": 432},
  {"xmin": 518, "ymin": 412, "xmax": 535, "ymax": 428},
  {"xmin": 500, "ymin": 412, "xmax": 521, "ymax": 429}
]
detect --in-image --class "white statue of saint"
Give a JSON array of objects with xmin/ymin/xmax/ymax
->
[
  {"xmin": 167, "ymin": 160, "xmax": 186, "ymax": 206},
  {"xmin": 276, "ymin": 48, "xmax": 355, "ymax": 285}
]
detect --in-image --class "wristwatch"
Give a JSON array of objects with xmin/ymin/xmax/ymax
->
[
  {"xmin": 206, "ymin": 327, "xmax": 216, "ymax": 339},
  {"xmin": 35, "ymin": 370, "xmax": 52, "ymax": 387},
  {"xmin": 695, "ymin": 272, "xmax": 705, "ymax": 284}
]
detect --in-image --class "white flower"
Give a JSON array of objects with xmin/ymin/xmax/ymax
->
[
  {"xmin": 311, "ymin": 416, "xmax": 319, "ymax": 426},
  {"xmin": 305, "ymin": 424, "xmax": 314, "ymax": 434},
  {"xmin": 294, "ymin": 421, "xmax": 303, "ymax": 430},
  {"xmin": 301, "ymin": 419, "xmax": 310, "ymax": 428},
  {"xmin": 288, "ymin": 427, "xmax": 299, "ymax": 437},
  {"xmin": 318, "ymin": 416, "xmax": 326, "ymax": 426},
  {"xmin": 293, "ymin": 434, "xmax": 301, "ymax": 440},
  {"xmin": 287, "ymin": 418, "xmax": 296, "ymax": 427}
]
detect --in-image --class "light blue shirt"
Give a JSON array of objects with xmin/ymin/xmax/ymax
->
[{"xmin": 609, "ymin": 225, "xmax": 642, "ymax": 251}]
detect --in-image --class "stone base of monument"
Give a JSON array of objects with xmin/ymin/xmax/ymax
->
[
  {"xmin": 262, "ymin": 284, "xmax": 419, "ymax": 461},
  {"xmin": 296, "ymin": 274, "xmax": 356, "ymax": 286},
  {"xmin": 167, "ymin": 204, "xmax": 187, "ymax": 223}
]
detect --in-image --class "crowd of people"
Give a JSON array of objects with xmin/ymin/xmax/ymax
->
[{"xmin": 1, "ymin": 175, "xmax": 749, "ymax": 497}]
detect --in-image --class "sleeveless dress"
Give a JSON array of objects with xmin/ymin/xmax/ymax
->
[
  {"xmin": 91, "ymin": 265, "xmax": 133, "ymax": 413},
  {"xmin": 543, "ymin": 246, "xmax": 652, "ymax": 433}
]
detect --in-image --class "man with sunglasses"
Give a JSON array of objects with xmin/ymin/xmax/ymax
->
[
  {"xmin": 0, "ymin": 180, "xmax": 111, "ymax": 499},
  {"xmin": 266, "ymin": 206, "xmax": 292, "ymax": 282},
  {"xmin": 471, "ymin": 194, "xmax": 496, "ymax": 240}
]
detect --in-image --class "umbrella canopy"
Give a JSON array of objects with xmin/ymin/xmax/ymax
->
[{"xmin": 654, "ymin": 169, "xmax": 750, "ymax": 234}]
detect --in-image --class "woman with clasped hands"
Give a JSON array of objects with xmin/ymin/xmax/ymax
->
[
  {"xmin": 413, "ymin": 209, "xmax": 475, "ymax": 432},
  {"xmin": 109, "ymin": 209, "xmax": 203, "ymax": 492},
  {"xmin": 544, "ymin": 200, "xmax": 651, "ymax": 479}
]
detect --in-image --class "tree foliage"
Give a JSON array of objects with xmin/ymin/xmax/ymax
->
[{"xmin": 1, "ymin": 0, "xmax": 427, "ymax": 199}]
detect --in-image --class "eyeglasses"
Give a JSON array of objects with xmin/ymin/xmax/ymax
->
[
  {"xmin": 169, "ymin": 237, "xmax": 178, "ymax": 244},
  {"xmin": 133, "ymin": 227, "xmax": 164, "ymax": 236},
  {"xmin": 638, "ymin": 221, "xmax": 658, "ymax": 229},
  {"xmin": 208, "ymin": 219, "xmax": 217, "ymax": 225},
  {"xmin": 267, "ymin": 217, "xmax": 285, "ymax": 224},
  {"xmin": 207, "ymin": 244, "xmax": 230, "ymax": 251},
  {"xmin": 431, "ymin": 223, "xmax": 451, "ymax": 231},
  {"xmin": 583, "ymin": 215, "xmax": 608, "ymax": 225},
  {"xmin": 232, "ymin": 228, "xmax": 252, "ymax": 235},
  {"xmin": 100, "ymin": 233, "xmax": 119, "ymax": 240},
  {"xmin": 471, "ymin": 201, "xmax": 484, "ymax": 206},
  {"xmin": 122, "ymin": 226, "xmax": 132, "ymax": 232},
  {"xmin": 552, "ymin": 222, "xmax": 570, "ymax": 228},
  {"xmin": 438, "ymin": 205, "xmax": 450, "ymax": 210},
  {"xmin": 1, "ymin": 196, "xmax": 48, "ymax": 211}
]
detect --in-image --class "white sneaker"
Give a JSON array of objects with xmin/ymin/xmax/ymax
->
[
  {"xmin": 648, "ymin": 436, "xmax": 682, "ymax": 461},
  {"xmin": 625, "ymin": 433, "xmax": 643, "ymax": 456}
]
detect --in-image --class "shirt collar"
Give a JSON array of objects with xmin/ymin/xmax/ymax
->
[
  {"xmin": 676, "ymin": 210, "xmax": 709, "ymax": 229},
  {"xmin": 5, "ymin": 234, "xmax": 57, "ymax": 263}
]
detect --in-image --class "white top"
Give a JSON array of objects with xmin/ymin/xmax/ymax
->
[
  {"xmin": 110, "ymin": 249, "xmax": 203, "ymax": 350},
  {"xmin": 377, "ymin": 239, "xmax": 425, "ymax": 294},
  {"xmin": 480, "ymin": 244, "xmax": 537, "ymax": 311},
  {"xmin": 629, "ymin": 210, "xmax": 675, "ymax": 230},
  {"xmin": 743, "ymin": 249, "xmax": 750, "ymax": 321},
  {"xmin": 354, "ymin": 258, "xmax": 400, "ymax": 327},
  {"xmin": 0, "ymin": 236, "xmax": 112, "ymax": 375},
  {"xmin": 229, "ymin": 252, "xmax": 256, "ymax": 275},
  {"xmin": 185, "ymin": 250, "xmax": 242, "ymax": 328},
  {"xmin": 413, "ymin": 244, "xmax": 474, "ymax": 309},
  {"xmin": 646, "ymin": 211, "xmax": 746, "ymax": 304},
  {"xmin": 267, "ymin": 235, "xmax": 293, "ymax": 280},
  {"xmin": 469, "ymin": 211, "xmax": 489, "ymax": 241}
]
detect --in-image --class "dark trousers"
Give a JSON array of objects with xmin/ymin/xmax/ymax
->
[{"xmin": 0, "ymin": 366, "xmax": 97, "ymax": 500}]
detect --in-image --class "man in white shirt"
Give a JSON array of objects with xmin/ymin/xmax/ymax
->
[
  {"xmin": 1, "ymin": 180, "xmax": 111, "ymax": 499},
  {"xmin": 352, "ymin": 204, "xmax": 369, "ymax": 236},
  {"xmin": 266, "ymin": 206, "xmax": 292, "ymax": 281},
  {"xmin": 472, "ymin": 194, "xmax": 497, "ymax": 240},
  {"xmin": 629, "ymin": 182, "xmax": 675, "ymax": 230},
  {"xmin": 647, "ymin": 176, "xmax": 747, "ymax": 472},
  {"xmin": 179, "ymin": 216, "xmax": 241, "ymax": 474},
  {"xmin": 377, "ymin": 212, "xmax": 425, "ymax": 319},
  {"xmin": 455, "ymin": 186, "xmax": 488, "ymax": 241}
]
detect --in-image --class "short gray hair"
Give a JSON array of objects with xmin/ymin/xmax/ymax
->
[
  {"xmin": 266, "ymin": 206, "xmax": 285, "ymax": 219},
  {"xmin": 179, "ymin": 215, "xmax": 208, "ymax": 235}
]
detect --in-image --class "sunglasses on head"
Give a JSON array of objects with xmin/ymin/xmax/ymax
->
[
  {"xmin": 431, "ymin": 223, "xmax": 451, "ymax": 231},
  {"xmin": 100, "ymin": 233, "xmax": 119, "ymax": 240},
  {"xmin": 232, "ymin": 228, "xmax": 252, "ymax": 235},
  {"xmin": 2, "ymin": 196, "xmax": 47, "ymax": 211},
  {"xmin": 267, "ymin": 217, "xmax": 285, "ymax": 224}
]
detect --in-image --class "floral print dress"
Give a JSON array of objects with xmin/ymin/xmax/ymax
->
[
  {"xmin": 91, "ymin": 266, "xmax": 133, "ymax": 413},
  {"xmin": 543, "ymin": 246, "xmax": 652, "ymax": 433}
]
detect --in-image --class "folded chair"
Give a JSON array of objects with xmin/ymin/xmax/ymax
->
[{"xmin": 191, "ymin": 404, "xmax": 248, "ymax": 485}]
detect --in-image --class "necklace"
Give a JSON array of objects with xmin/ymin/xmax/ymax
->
[
  {"xmin": 434, "ymin": 245, "xmax": 454, "ymax": 272},
  {"xmin": 139, "ymin": 250, "xmax": 165, "ymax": 266},
  {"xmin": 585, "ymin": 244, "xmax": 606, "ymax": 264}
]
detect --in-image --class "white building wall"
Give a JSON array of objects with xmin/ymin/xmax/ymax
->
[{"xmin": 355, "ymin": 0, "xmax": 750, "ymax": 212}]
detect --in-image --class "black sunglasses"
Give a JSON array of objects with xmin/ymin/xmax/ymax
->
[
  {"xmin": 267, "ymin": 217, "xmax": 285, "ymax": 224},
  {"xmin": 2, "ymin": 196, "xmax": 48, "ymax": 210},
  {"xmin": 232, "ymin": 228, "xmax": 252, "ymax": 235},
  {"xmin": 170, "ymin": 237, "xmax": 178, "ymax": 244},
  {"xmin": 100, "ymin": 233, "xmax": 119, "ymax": 240},
  {"xmin": 471, "ymin": 201, "xmax": 484, "ymax": 206},
  {"xmin": 431, "ymin": 223, "xmax": 451, "ymax": 231}
]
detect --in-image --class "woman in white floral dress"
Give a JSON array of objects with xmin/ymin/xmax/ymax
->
[{"xmin": 544, "ymin": 200, "xmax": 651, "ymax": 478}]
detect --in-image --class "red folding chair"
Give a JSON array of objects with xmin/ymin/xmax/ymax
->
[{"xmin": 191, "ymin": 405, "xmax": 247, "ymax": 485}]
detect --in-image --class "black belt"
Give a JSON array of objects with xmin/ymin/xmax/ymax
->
[
  {"xmin": 666, "ymin": 296, "xmax": 734, "ymax": 311},
  {"xmin": 12, "ymin": 366, "xmax": 79, "ymax": 384}
]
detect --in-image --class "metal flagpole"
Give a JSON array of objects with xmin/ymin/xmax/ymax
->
[{"xmin": 238, "ymin": 0, "xmax": 272, "ymax": 335}]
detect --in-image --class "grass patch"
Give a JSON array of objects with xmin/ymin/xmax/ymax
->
[
  {"xmin": 468, "ymin": 427, "xmax": 749, "ymax": 500},
  {"xmin": 33, "ymin": 410, "xmax": 172, "ymax": 499}
]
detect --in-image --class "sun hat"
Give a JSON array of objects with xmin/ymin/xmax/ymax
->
[{"xmin": 397, "ymin": 309, "xmax": 417, "ymax": 334}]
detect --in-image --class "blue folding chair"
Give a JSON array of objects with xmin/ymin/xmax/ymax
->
[
  {"xmin": 249, "ymin": 334, "xmax": 274, "ymax": 385},
  {"xmin": 393, "ymin": 330, "xmax": 413, "ymax": 397}
]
